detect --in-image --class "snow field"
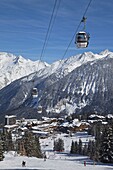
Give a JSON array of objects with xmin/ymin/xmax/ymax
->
[{"xmin": 0, "ymin": 132, "xmax": 112, "ymax": 170}]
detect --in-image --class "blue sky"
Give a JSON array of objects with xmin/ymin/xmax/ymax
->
[{"xmin": 0, "ymin": 0, "xmax": 113, "ymax": 63}]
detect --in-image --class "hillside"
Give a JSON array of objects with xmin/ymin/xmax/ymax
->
[
  {"xmin": 0, "ymin": 50, "xmax": 113, "ymax": 121},
  {"xmin": 0, "ymin": 52, "xmax": 49, "ymax": 89}
]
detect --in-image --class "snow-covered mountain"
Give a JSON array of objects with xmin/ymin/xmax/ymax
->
[
  {"xmin": 0, "ymin": 50, "xmax": 111, "ymax": 89},
  {"xmin": 0, "ymin": 52, "xmax": 49, "ymax": 89},
  {"xmin": 0, "ymin": 50, "xmax": 113, "ymax": 121}
]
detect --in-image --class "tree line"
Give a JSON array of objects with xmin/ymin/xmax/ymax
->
[
  {"xmin": 0, "ymin": 131, "xmax": 43, "ymax": 161},
  {"xmin": 0, "ymin": 119, "xmax": 113, "ymax": 163},
  {"xmin": 70, "ymin": 124, "xmax": 113, "ymax": 163},
  {"xmin": 52, "ymin": 123, "xmax": 113, "ymax": 163}
]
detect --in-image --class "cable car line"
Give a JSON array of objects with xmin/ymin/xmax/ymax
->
[
  {"xmin": 42, "ymin": 0, "xmax": 61, "ymax": 58},
  {"xmin": 31, "ymin": 0, "xmax": 61, "ymax": 113},
  {"xmin": 39, "ymin": 0, "xmax": 58, "ymax": 61},
  {"xmin": 81, "ymin": 16, "xmax": 87, "ymax": 31},
  {"xmin": 46, "ymin": 0, "xmax": 93, "ymax": 112},
  {"xmin": 75, "ymin": 0, "xmax": 93, "ymax": 48},
  {"xmin": 34, "ymin": 0, "xmax": 60, "ymax": 90},
  {"xmin": 59, "ymin": 0, "xmax": 93, "ymax": 62},
  {"xmin": 31, "ymin": 0, "xmax": 93, "ymax": 112},
  {"xmin": 82, "ymin": 0, "xmax": 93, "ymax": 18},
  {"xmin": 34, "ymin": 0, "xmax": 59, "ymax": 93}
]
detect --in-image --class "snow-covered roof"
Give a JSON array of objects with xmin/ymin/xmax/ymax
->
[
  {"xmin": 72, "ymin": 119, "xmax": 79, "ymax": 124},
  {"xmin": 88, "ymin": 120, "xmax": 102, "ymax": 123},
  {"xmin": 101, "ymin": 121, "xmax": 108, "ymax": 125},
  {"xmin": 49, "ymin": 122, "xmax": 58, "ymax": 127},
  {"xmin": 31, "ymin": 126, "xmax": 42, "ymax": 131},
  {"xmin": 32, "ymin": 130, "xmax": 48, "ymax": 135},
  {"xmin": 69, "ymin": 122, "xmax": 82, "ymax": 127},
  {"xmin": 89, "ymin": 114, "xmax": 105, "ymax": 119},
  {"xmin": 60, "ymin": 122, "xmax": 69, "ymax": 127},
  {"xmin": 26, "ymin": 119, "xmax": 38, "ymax": 122},
  {"xmin": 19, "ymin": 127, "xmax": 28, "ymax": 131},
  {"xmin": 4, "ymin": 124, "xmax": 18, "ymax": 129},
  {"xmin": 60, "ymin": 120, "xmax": 89, "ymax": 128},
  {"xmin": 106, "ymin": 114, "xmax": 113, "ymax": 119},
  {"xmin": 5, "ymin": 115, "xmax": 16, "ymax": 118}
]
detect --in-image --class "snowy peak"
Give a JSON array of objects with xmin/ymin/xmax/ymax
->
[
  {"xmin": 0, "ymin": 50, "xmax": 113, "ymax": 90},
  {"xmin": 13, "ymin": 55, "xmax": 27, "ymax": 64},
  {"xmin": 0, "ymin": 52, "xmax": 16, "ymax": 68},
  {"xmin": 38, "ymin": 54, "xmax": 113, "ymax": 116},
  {"xmin": 99, "ymin": 49, "xmax": 112, "ymax": 56},
  {"xmin": 0, "ymin": 52, "xmax": 49, "ymax": 89},
  {"xmin": 55, "ymin": 50, "xmax": 113, "ymax": 77},
  {"xmin": 1, "ymin": 50, "xmax": 113, "ymax": 118}
]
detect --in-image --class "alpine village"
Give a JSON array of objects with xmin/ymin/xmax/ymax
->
[{"xmin": 0, "ymin": 51, "xmax": 113, "ymax": 164}]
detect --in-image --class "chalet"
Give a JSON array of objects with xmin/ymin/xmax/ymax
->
[
  {"xmin": 4, "ymin": 115, "xmax": 18, "ymax": 132},
  {"xmin": 5, "ymin": 115, "xmax": 16, "ymax": 125},
  {"xmin": 58, "ymin": 119, "xmax": 90, "ymax": 133},
  {"xmin": 88, "ymin": 114, "xmax": 105, "ymax": 123}
]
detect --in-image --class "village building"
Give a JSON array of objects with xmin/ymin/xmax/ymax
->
[{"xmin": 4, "ymin": 115, "xmax": 18, "ymax": 132}]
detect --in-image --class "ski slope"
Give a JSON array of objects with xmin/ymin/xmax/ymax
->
[{"xmin": 0, "ymin": 132, "xmax": 112, "ymax": 170}]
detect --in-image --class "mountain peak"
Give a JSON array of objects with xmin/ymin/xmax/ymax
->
[
  {"xmin": 13, "ymin": 55, "xmax": 26, "ymax": 64},
  {"xmin": 1, "ymin": 50, "xmax": 113, "ymax": 119},
  {"xmin": 99, "ymin": 49, "xmax": 111, "ymax": 55},
  {"xmin": 0, "ymin": 52, "xmax": 48, "ymax": 89}
]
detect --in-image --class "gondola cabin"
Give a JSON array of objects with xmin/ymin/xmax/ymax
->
[
  {"xmin": 75, "ymin": 31, "xmax": 90, "ymax": 48},
  {"xmin": 37, "ymin": 106, "xmax": 42, "ymax": 113},
  {"xmin": 32, "ymin": 88, "xmax": 38, "ymax": 97}
]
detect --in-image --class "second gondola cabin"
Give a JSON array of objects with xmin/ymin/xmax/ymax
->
[
  {"xmin": 32, "ymin": 88, "xmax": 38, "ymax": 97},
  {"xmin": 75, "ymin": 31, "xmax": 90, "ymax": 48}
]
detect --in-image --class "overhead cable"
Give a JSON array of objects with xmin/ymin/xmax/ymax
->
[
  {"xmin": 60, "ymin": 0, "xmax": 93, "ymax": 61},
  {"xmin": 39, "ymin": 0, "xmax": 58, "ymax": 61},
  {"xmin": 42, "ymin": 0, "xmax": 61, "ymax": 58}
]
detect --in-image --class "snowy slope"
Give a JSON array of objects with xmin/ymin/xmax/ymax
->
[
  {"xmin": 36, "ymin": 51, "xmax": 113, "ymax": 115},
  {"xmin": 21, "ymin": 49, "xmax": 113, "ymax": 87},
  {"xmin": 55, "ymin": 49, "xmax": 113, "ymax": 77},
  {"xmin": 0, "ymin": 52, "xmax": 49, "ymax": 89},
  {"xmin": 0, "ymin": 50, "xmax": 113, "ymax": 119},
  {"xmin": 0, "ymin": 132, "xmax": 112, "ymax": 170},
  {"xmin": 0, "ymin": 153, "xmax": 111, "ymax": 170},
  {"xmin": 0, "ymin": 50, "xmax": 112, "ymax": 90}
]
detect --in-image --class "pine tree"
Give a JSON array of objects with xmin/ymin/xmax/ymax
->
[
  {"xmin": 23, "ymin": 131, "xmax": 32, "ymax": 156},
  {"xmin": 78, "ymin": 139, "xmax": 82, "ymax": 154},
  {"xmin": 99, "ymin": 125, "xmax": 113, "ymax": 163},
  {"xmin": 0, "ymin": 140, "xmax": 4, "ymax": 161},
  {"xmin": 53, "ymin": 138, "xmax": 64, "ymax": 152},
  {"xmin": 18, "ymin": 139, "xmax": 26, "ymax": 156},
  {"xmin": 70, "ymin": 140, "xmax": 75, "ymax": 154},
  {"xmin": 89, "ymin": 140, "xmax": 96, "ymax": 160},
  {"xmin": 70, "ymin": 141, "xmax": 79, "ymax": 154},
  {"xmin": 34, "ymin": 135, "xmax": 42, "ymax": 158},
  {"xmin": 23, "ymin": 131, "xmax": 42, "ymax": 158},
  {"xmin": 93, "ymin": 140, "xmax": 100, "ymax": 162},
  {"xmin": 3, "ymin": 131, "xmax": 14, "ymax": 152},
  {"xmin": 53, "ymin": 140, "xmax": 57, "ymax": 151},
  {"xmin": 74, "ymin": 141, "xmax": 78, "ymax": 154},
  {"xmin": 82, "ymin": 143, "xmax": 88, "ymax": 156},
  {"xmin": 87, "ymin": 140, "xmax": 92, "ymax": 157}
]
